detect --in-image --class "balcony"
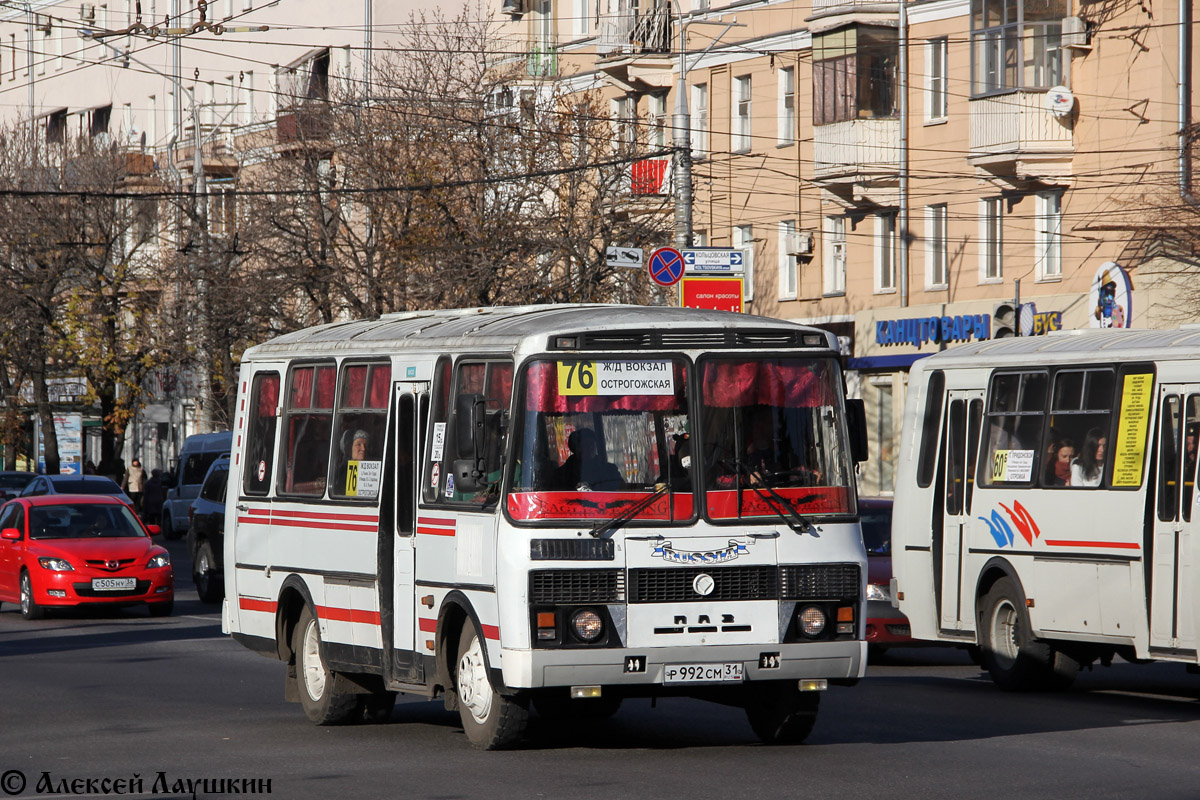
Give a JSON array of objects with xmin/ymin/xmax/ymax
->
[
  {"xmin": 526, "ymin": 44, "xmax": 558, "ymax": 77},
  {"xmin": 968, "ymin": 90, "xmax": 1074, "ymax": 178},
  {"xmin": 809, "ymin": 0, "xmax": 898, "ymax": 18},
  {"xmin": 813, "ymin": 118, "xmax": 901, "ymax": 203},
  {"xmin": 630, "ymin": 157, "xmax": 671, "ymax": 195},
  {"xmin": 596, "ymin": 3, "xmax": 674, "ymax": 91},
  {"xmin": 276, "ymin": 103, "xmax": 333, "ymax": 145}
]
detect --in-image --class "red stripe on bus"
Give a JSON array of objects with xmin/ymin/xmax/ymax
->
[
  {"xmin": 270, "ymin": 509, "xmax": 380, "ymax": 524},
  {"xmin": 248, "ymin": 508, "xmax": 271, "ymax": 516},
  {"xmin": 417, "ymin": 526, "xmax": 456, "ymax": 537},
  {"xmin": 1044, "ymin": 540, "xmax": 1141, "ymax": 550},
  {"xmin": 482, "ymin": 625, "xmax": 500, "ymax": 641},
  {"xmin": 265, "ymin": 518, "xmax": 378, "ymax": 533},
  {"xmin": 316, "ymin": 606, "xmax": 382, "ymax": 625},
  {"xmin": 417, "ymin": 517, "xmax": 456, "ymax": 527},
  {"xmin": 239, "ymin": 597, "xmax": 277, "ymax": 613},
  {"xmin": 418, "ymin": 617, "xmax": 437, "ymax": 632}
]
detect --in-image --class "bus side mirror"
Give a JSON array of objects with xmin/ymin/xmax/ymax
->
[
  {"xmin": 846, "ymin": 398, "xmax": 869, "ymax": 463},
  {"xmin": 452, "ymin": 458, "xmax": 486, "ymax": 494},
  {"xmin": 455, "ymin": 393, "xmax": 486, "ymax": 459}
]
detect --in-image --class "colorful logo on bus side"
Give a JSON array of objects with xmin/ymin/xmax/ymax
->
[{"xmin": 978, "ymin": 500, "xmax": 1041, "ymax": 548}]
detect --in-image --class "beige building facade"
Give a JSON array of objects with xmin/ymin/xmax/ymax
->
[{"xmin": 500, "ymin": 0, "xmax": 1200, "ymax": 494}]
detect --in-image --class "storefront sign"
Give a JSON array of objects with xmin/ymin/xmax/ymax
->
[
  {"xmin": 876, "ymin": 314, "xmax": 991, "ymax": 348},
  {"xmin": 680, "ymin": 276, "xmax": 743, "ymax": 313}
]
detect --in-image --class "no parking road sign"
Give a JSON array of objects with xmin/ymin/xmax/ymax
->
[{"xmin": 648, "ymin": 246, "xmax": 686, "ymax": 287}]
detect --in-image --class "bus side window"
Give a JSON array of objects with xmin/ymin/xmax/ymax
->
[
  {"xmin": 1184, "ymin": 395, "xmax": 1200, "ymax": 522},
  {"xmin": 1158, "ymin": 395, "xmax": 1182, "ymax": 522},
  {"xmin": 1045, "ymin": 368, "xmax": 1114, "ymax": 489},
  {"xmin": 916, "ymin": 371, "xmax": 944, "ymax": 489},
  {"xmin": 279, "ymin": 363, "xmax": 336, "ymax": 497},
  {"xmin": 329, "ymin": 362, "xmax": 390, "ymax": 500},
  {"xmin": 422, "ymin": 358, "xmax": 452, "ymax": 503},
  {"xmin": 439, "ymin": 360, "xmax": 513, "ymax": 505},
  {"xmin": 980, "ymin": 371, "xmax": 1046, "ymax": 487}
]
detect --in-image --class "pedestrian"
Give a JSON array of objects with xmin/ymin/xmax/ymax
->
[
  {"xmin": 142, "ymin": 468, "xmax": 165, "ymax": 525},
  {"xmin": 83, "ymin": 459, "xmax": 97, "ymax": 475},
  {"xmin": 122, "ymin": 458, "xmax": 147, "ymax": 514}
]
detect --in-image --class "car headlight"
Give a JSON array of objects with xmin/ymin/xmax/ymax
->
[
  {"xmin": 38, "ymin": 557, "xmax": 74, "ymax": 572},
  {"xmin": 147, "ymin": 553, "xmax": 171, "ymax": 569},
  {"xmin": 866, "ymin": 583, "xmax": 891, "ymax": 602}
]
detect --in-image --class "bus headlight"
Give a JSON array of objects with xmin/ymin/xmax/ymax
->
[
  {"xmin": 797, "ymin": 605, "xmax": 826, "ymax": 637},
  {"xmin": 866, "ymin": 583, "xmax": 890, "ymax": 602},
  {"xmin": 570, "ymin": 609, "xmax": 604, "ymax": 642}
]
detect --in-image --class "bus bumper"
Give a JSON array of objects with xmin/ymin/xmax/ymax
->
[{"xmin": 500, "ymin": 640, "xmax": 866, "ymax": 690}]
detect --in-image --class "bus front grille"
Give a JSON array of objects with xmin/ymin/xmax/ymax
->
[
  {"xmin": 628, "ymin": 566, "xmax": 779, "ymax": 603},
  {"xmin": 780, "ymin": 564, "xmax": 860, "ymax": 601},
  {"xmin": 530, "ymin": 569, "xmax": 625, "ymax": 603}
]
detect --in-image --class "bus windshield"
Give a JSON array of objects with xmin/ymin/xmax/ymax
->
[
  {"xmin": 508, "ymin": 358, "xmax": 693, "ymax": 522},
  {"xmin": 699, "ymin": 357, "xmax": 853, "ymax": 519}
]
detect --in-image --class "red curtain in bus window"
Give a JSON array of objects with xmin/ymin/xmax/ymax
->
[
  {"xmin": 487, "ymin": 364, "xmax": 514, "ymax": 411},
  {"xmin": 367, "ymin": 365, "xmax": 391, "ymax": 409},
  {"xmin": 289, "ymin": 367, "xmax": 314, "ymax": 409},
  {"xmin": 257, "ymin": 374, "xmax": 279, "ymax": 417},
  {"xmin": 315, "ymin": 366, "xmax": 336, "ymax": 409},
  {"xmin": 702, "ymin": 362, "xmax": 758, "ymax": 407},
  {"xmin": 343, "ymin": 365, "xmax": 368, "ymax": 407},
  {"xmin": 703, "ymin": 361, "xmax": 834, "ymax": 408},
  {"xmin": 460, "ymin": 363, "xmax": 486, "ymax": 395}
]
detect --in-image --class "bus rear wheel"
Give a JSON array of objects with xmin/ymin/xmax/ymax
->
[
  {"xmin": 454, "ymin": 622, "xmax": 528, "ymax": 749},
  {"xmin": 293, "ymin": 605, "xmax": 359, "ymax": 724},
  {"xmin": 744, "ymin": 682, "xmax": 821, "ymax": 745},
  {"xmin": 979, "ymin": 576, "xmax": 1077, "ymax": 691}
]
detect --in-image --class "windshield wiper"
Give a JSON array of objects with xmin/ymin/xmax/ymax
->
[
  {"xmin": 721, "ymin": 458, "xmax": 815, "ymax": 535},
  {"xmin": 590, "ymin": 484, "xmax": 670, "ymax": 539}
]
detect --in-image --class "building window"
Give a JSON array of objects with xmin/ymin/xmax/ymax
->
[
  {"xmin": 926, "ymin": 203, "xmax": 949, "ymax": 288},
  {"xmin": 279, "ymin": 47, "xmax": 330, "ymax": 107},
  {"xmin": 778, "ymin": 220, "xmax": 798, "ymax": 301},
  {"xmin": 778, "ymin": 66, "xmax": 795, "ymax": 144},
  {"xmin": 691, "ymin": 83, "xmax": 708, "ymax": 158},
  {"xmin": 650, "ymin": 91, "xmax": 667, "ymax": 149},
  {"xmin": 611, "ymin": 95, "xmax": 634, "ymax": 152},
  {"xmin": 824, "ymin": 215, "xmax": 847, "ymax": 295},
  {"xmin": 694, "ymin": 229, "xmax": 707, "ymax": 246},
  {"xmin": 926, "ymin": 37, "xmax": 947, "ymax": 121},
  {"xmin": 733, "ymin": 224, "xmax": 755, "ymax": 301},
  {"xmin": 813, "ymin": 25, "xmax": 897, "ymax": 125},
  {"xmin": 971, "ymin": 0, "xmax": 1064, "ymax": 95},
  {"xmin": 1037, "ymin": 190, "xmax": 1063, "ymax": 280},
  {"xmin": 733, "ymin": 75, "xmax": 751, "ymax": 152},
  {"xmin": 875, "ymin": 211, "xmax": 897, "ymax": 292},
  {"xmin": 147, "ymin": 94, "xmax": 156, "ymax": 145},
  {"xmin": 574, "ymin": 0, "xmax": 589, "ymax": 36},
  {"xmin": 873, "ymin": 380, "xmax": 895, "ymax": 494},
  {"xmin": 981, "ymin": 197, "xmax": 1003, "ymax": 281}
]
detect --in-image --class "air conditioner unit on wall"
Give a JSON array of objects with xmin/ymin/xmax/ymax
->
[
  {"xmin": 1062, "ymin": 16, "xmax": 1091, "ymax": 50},
  {"xmin": 786, "ymin": 231, "xmax": 814, "ymax": 256}
]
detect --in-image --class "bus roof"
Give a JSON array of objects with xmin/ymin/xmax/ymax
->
[
  {"xmin": 242, "ymin": 304, "xmax": 839, "ymax": 359},
  {"xmin": 915, "ymin": 326, "xmax": 1200, "ymax": 369}
]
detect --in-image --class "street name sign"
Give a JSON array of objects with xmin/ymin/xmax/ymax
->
[{"xmin": 682, "ymin": 247, "xmax": 746, "ymax": 274}]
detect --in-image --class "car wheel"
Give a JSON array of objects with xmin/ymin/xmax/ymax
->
[
  {"xmin": 454, "ymin": 622, "xmax": 528, "ymax": 749},
  {"xmin": 20, "ymin": 571, "xmax": 44, "ymax": 621},
  {"xmin": 161, "ymin": 515, "xmax": 180, "ymax": 541},
  {"xmin": 148, "ymin": 600, "xmax": 174, "ymax": 617},
  {"xmin": 979, "ymin": 576, "xmax": 1077, "ymax": 691},
  {"xmin": 193, "ymin": 541, "xmax": 223, "ymax": 604},
  {"xmin": 744, "ymin": 682, "xmax": 821, "ymax": 745},
  {"xmin": 293, "ymin": 605, "xmax": 358, "ymax": 725}
]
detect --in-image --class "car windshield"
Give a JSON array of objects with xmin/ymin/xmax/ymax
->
[
  {"xmin": 51, "ymin": 479, "xmax": 121, "ymax": 495},
  {"xmin": 508, "ymin": 358, "xmax": 693, "ymax": 522},
  {"xmin": 699, "ymin": 357, "xmax": 854, "ymax": 520},
  {"xmin": 29, "ymin": 504, "xmax": 145, "ymax": 539},
  {"xmin": 0, "ymin": 474, "xmax": 34, "ymax": 489},
  {"xmin": 860, "ymin": 507, "xmax": 891, "ymax": 554},
  {"xmin": 183, "ymin": 452, "xmax": 223, "ymax": 485}
]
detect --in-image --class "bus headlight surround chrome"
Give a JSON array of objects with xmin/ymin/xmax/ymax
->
[
  {"xmin": 570, "ymin": 608, "xmax": 604, "ymax": 642},
  {"xmin": 798, "ymin": 605, "xmax": 827, "ymax": 637}
]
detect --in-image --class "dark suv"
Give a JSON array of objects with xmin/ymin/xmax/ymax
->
[{"xmin": 187, "ymin": 455, "xmax": 229, "ymax": 604}]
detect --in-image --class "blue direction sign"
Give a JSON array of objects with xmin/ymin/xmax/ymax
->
[
  {"xmin": 682, "ymin": 247, "xmax": 746, "ymax": 273},
  {"xmin": 648, "ymin": 246, "xmax": 686, "ymax": 287}
]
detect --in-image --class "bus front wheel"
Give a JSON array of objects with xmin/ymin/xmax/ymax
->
[
  {"xmin": 454, "ymin": 622, "xmax": 528, "ymax": 749},
  {"xmin": 293, "ymin": 605, "xmax": 359, "ymax": 724},
  {"xmin": 744, "ymin": 682, "xmax": 821, "ymax": 745},
  {"xmin": 979, "ymin": 577, "xmax": 1077, "ymax": 691}
]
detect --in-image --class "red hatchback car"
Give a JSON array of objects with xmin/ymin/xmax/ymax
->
[{"xmin": 0, "ymin": 495, "xmax": 173, "ymax": 619}]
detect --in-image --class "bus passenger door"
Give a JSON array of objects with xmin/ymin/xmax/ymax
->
[
  {"xmin": 386, "ymin": 382, "xmax": 428, "ymax": 683},
  {"xmin": 1149, "ymin": 388, "xmax": 1199, "ymax": 658},
  {"xmin": 939, "ymin": 391, "xmax": 983, "ymax": 633}
]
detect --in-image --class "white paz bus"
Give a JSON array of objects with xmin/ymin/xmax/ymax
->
[
  {"xmin": 222, "ymin": 304, "xmax": 870, "ymax": 748},
  {"xmin": 893, "ymin": 327, "xmax": 1200, "ymax": 690}
]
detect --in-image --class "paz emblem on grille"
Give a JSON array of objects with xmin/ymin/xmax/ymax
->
[{"xmin": 692, "ymin": 573, "xmax": 715, "ymax": 596}]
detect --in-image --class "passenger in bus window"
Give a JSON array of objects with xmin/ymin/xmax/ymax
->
[
  {"xmin": 555, "ymin": 429, "xmax": 623, "ymax": 491},
  {"xmin": 1070, "ymin": 428, "xmax": 1106, "ymax": 487},
  {"xmin": 1044, "ymin": 439, "xmax": 1076, "ymax": 486},
  {"xmin": 1185, "ymin": 423, "xmax": 1198, "ymax": 483}
]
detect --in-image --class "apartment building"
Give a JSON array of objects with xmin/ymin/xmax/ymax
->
[{"xmin": 499, "ymin": 0, "xmax": 1200, "ymax": 494}]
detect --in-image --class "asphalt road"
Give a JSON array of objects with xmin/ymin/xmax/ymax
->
[{"xmin": 2, "ymin": 537, "xmax": 1200, "ymax": 800}]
